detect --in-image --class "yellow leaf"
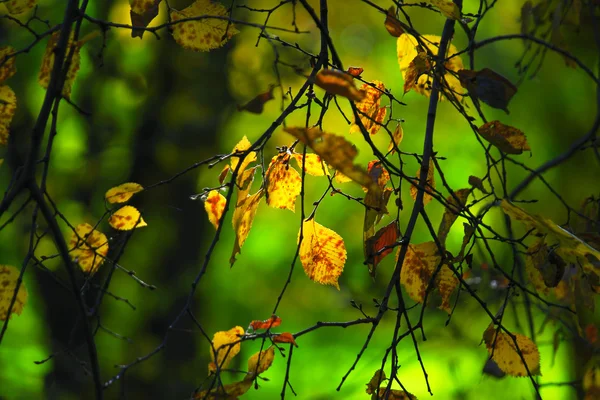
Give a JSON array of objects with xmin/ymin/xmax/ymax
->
[
  {"xmin": 0, "ymin": 265, "xmax": 28, "ymax": 321},
  {"xmin": 231, "ymin": 189, "xmax": 264, "ymax": 265},
  {"xmin": 409, "ymin": 159, "xmax": 435, "ymax": 206},
  {"xmin": 478, "ymin": 121, "xmax": 530, "ymax": 154},
  {"xmin": 105, "ymin": 182, "xmax": 144, "ymax": 204},
  {"xmin": 109, "ymin": 205, "xmax": 148, "ymax": 230},
  {"xmin": 230, "ymin": 136, "xmax": 257, "ymax": 178},
  {"xmin": 350, "ymin": 81, "xmax": 387, "ymax": 136},
  {"xmin": 399, "ymin": 241, "xmax": 458, "ymax": 313},
  {"xmin": 194, "ymin": 380, "xmax": 252, "ymax": 399},
  {"xmin": 129, "ymin": 0, "xmax": 161, "ymax": 38},
  {"xmin": 299, "ymin": 219, "xmax": 347, "ymax": 289},
  {"xmin": 246, "ymin": 345, "xmax": 275, "ymax": 380},
  {"xmin": 314, "ymin": 69, "xmax": 366, "ymax": 101},
  {"xmin": 0, "ymin": 85, "xmax": 16, "ymax": 146},
  {"xmin": 437, "ymin": 188, "xmax": 471, "ymax": 247},
  {"xmin": 482, "ymin": 323, "xmax": 541, "ymax": 377},
  {"xmin": 68, "ymin": 223, "xmax": 109, "ymax": 274},
  {"xmin": 204, "ymin": 190, "xmax": 226, "ymax": 229},
  {"xmin": 387, "ymin": 123, "xmax": 404, "ymax": 153},
  {"xmin": 38, "ymin": 31, "xmax": 84, "ymax": 100},
  {"xmin": 208, "ymin": 326, "xmax": 244, "ymax": 373},
  {"xmin": 396, "ymin": 33, "xmax": 464, "ymax": 100},
  {"xmin": 170, "ymin": 0, "xmax": 238, "ymax": 52},
  {"xmin": 291, "ymin": 153, "xmax": 328, "ymax": 176},
  {"xmin": 266, "ymin": 153, "xmax": 301, "ymax": 212},
  {"xmin": 5, "ymin": 0, "xmax": 37, "ymax": 14},
  {"xmin": 284, "ymin": 127, "xmax": 379, "ymax": 193},
  {"xmin": 0, "ymin": 46, "xmax": 16, "ymax": 83},
  {"xmin": 426, "ymin": 0, "xmax": 461, "ymax": 20},
  {"xmin": 334, "ymin": 170, "xmax": 352, "ymax": 184}
]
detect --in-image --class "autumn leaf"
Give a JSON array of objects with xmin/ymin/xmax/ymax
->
[
  {"xmin": 130, "ymin": 0, "xmax": 161, "ymax": 38},
  {"xmin": 238, "ymin": 84, "xmax": 275, "ymax": 114},
  {"xmin": 68, "ymin": 223, "xmax": 109, "ymax": 274},
  {"xmin": 458, "ymin": 68, "xmax": 517, "ymax": 113},
  {"xmin": 5, "ymin": 0, "xmax": 37, "ymax": 14},
  {"xmin": 347, "ymin": 66, "xmax": 364, "ymax": 77},
  {"xmin": 0, "ymin": 85, "xmax": 17, "ymax": 146},
  {"xmin": 170, "ymin": 0, "xmax": 238, "ymax": 52},
  {"xmin": 208, "ymin": 326, "xmax": 244, "ymax": 373},
  {"xmin": 482, "ymin": 323, "xmax": 541, "ymax": 377},
  {"xmin": 384, "ymin": 7, "xmax": 404, "ymax": 37},
  {"xmin": 425, "ymin": 0, "xmax": 461, "ymax": 20},
  {"xmin": 403, "ymin": 52, "xmax": 431, "ymax": 94},
  {"xmin": 246, "ymin": 346, "xmax": 275, "ymax": 379},
  {"xmin": 109, "ymin": 205, "xmax": 148, "ymax": 230},
  {"xmin": 388, "ymin": 123, "xmax": 404, "ymax": 154},
  {"xmin": 375, "ymin": 388, "xmax": 417, "ymax": 400},
  {"xmin": 0, "ymin": 265, "xmax": 28, "ymax": 321},
  {"xmin": 272, "ymin": 332, "xmax": 298, "ymax": 347},
  {"xmin": 0, "ymin": 47, "xmax": 16, "ymax": 83},
  {"xmin": 194, "ymin": 380, "xmax": 252, "ymax": 399},
  {"xmin": 284, "ymin": 127, "xmax": 379, "ymax": 193},
  {"xmin": 456, "ymin": 223, "xmax": 475, "ymax": 261},
  {"xmin": 314, "ymin": 69, "xmax": 366, "ymax": 101},
  {"xmin": 350, "ymin": 81, "xmax": 387, "ymax": 135},
  {"xmin": 231, "ymin": 189, "xmax": 264, "ymax": 265},
  {"xmin": 399, "ymin": 241, "xmax": 458, "ymax": 313},
  {"xmin": 366, "ymin": 221, "xmax": 400, "ymax": 277},
  {"xmin": 477, "ymin": 121, "xmax": 530, "ymax": 154},
  {"xmin": 363, "ymin": 161, "xmax": 393, "ymax": 255},
  {"xmin": 299, "ymin": 219, "xmax": 347, "ymax": 289},
  {"xmin": 397, "ymin": 33, "xmax": 464, "ymax": 100},
  {"xmin": 249, "ymin": 315, "xmax": 282, "ymax": 331},
  {"xmin": 468, "ymin": 175, "xmax": 487, "ymax": 193},
  {"xmin": 366, "ymin": 369, "xmax": 387, "ymax": 395},
  {"xmin": 204, "ymin": 190, "xmax": 226, "ymax": 229},
  {"xmin": 230, "ymin": 136, "xmax": 257, "ymax": 181},
  {"xmin": 266, "ymin": 153, "xmax": 301, "ymax": 211},
  {"xmin": 583, "ymin": 358, "xmax": 600, "ymax": 400},
  {"xmin": 409, "ymin": 159, "xmax": 435, "ymax": 206},
  {"xmin": 105, "ymin": 182, "xmax": 144, "ymax": 204},
  {"xmin": 526, "ymin": 239, "xmax": 551, "ymax": 296},
  {"xmin": 334, "ymin": 170, "xmax": 352, "ymax": 184},
  {"xmin": 291, "ymin": 153, "xmax": 328, "ymax": 176},
  {"xmin": 218, "ymin": 164, "xmax": 230, "ymax": 184},
  {"xmin": 437, "ymin": 188, "xmax": 471, "ymax": 247}
]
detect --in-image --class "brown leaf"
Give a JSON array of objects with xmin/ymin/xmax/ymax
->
[
  {"xmin": 458, "ymin": 68, "xmax": 517, "ymax": 113},
  {"xmin": 478, "ymin": 121, "xmax": 531, "ymax": 154},
  {"xmin": 366, "ymin": 221, "xmax": 400, "ymax": 277},
  {"xmin": 350, "ymin": 81, "xmax": 386, "ymax": 135},
  {"xmin": 366, "ymin": 369, "xmax": 386, "ymax": 395},
  {"xmin": 130, "ymin": 0, "xmax": 161, "ymax": 38},
  {"xmin": 249, "ymin": 315, "xmax": 282, "ymax": 331},
  {"xmin": 403, "ymin": 52, "xmax": 431, "ymax": 94},
  {"xmin": 272, "ymin": 332, "xmax": 298, "ymax": 347},
  {"xmin": 437, "ymin": 189, "xmax": 471, "ymax": 247},
  {"xmin": 237, "ymin": 85, "xmax": 275, "ymax": 114},
  {"xmin": 482, "ymin": 324, "xmax": 541, "ymax": 377},
  {"xmin": 314, "ymin": 69, "xmax": 366, "ymax": 101},
  {"xmin": 231, "ymin": 189, "xmax": 264, "ymax": 265},
  {"xmin": 388, "ymin": 123, "xmax": 404, "ymax": 154},
  {"xmin": 468, "ymin": 175, "xmax": 487, "ymax": 193},
  {"xmin": 384, "ymin": 7, "xmax": 404, "ymax": 37},
  {"xmin": 409, "ymin": 159, "xmax": 435, "ymax": 206}
]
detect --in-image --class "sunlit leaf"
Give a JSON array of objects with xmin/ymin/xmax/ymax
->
[
  {"xmin": 0, "ymin": 47, "xmax": 16, "ymax": 83},
  {"xmin": 0, "ymin": 85, "xmax": 16, "ymax": 146},
  {"xmin": 425, "ymin": 0, "xmax": 461, "ymax": 20},
  {"xmin": 230, "ymin": 136, "xmax": 257, "ymax": 178},
  {"xmin": 109, "ymin": 205, "xmax": 148, "ymax": 230},
  {"xmin": 0, "ymin": 265, "xmax": 28, "ymax": 321},
  {"xmin": 347, "ymin": 66, "xmax": 364, "ymax": 77},
  {"xmin": 208, "ymin": 326, "xmax": 244, "ymax": 373},
  {"xmin": 246, "ymin": 346, "xmax": 275, "ymax": 379},
  {"xmin": 314, "ymin": 69, "xmax": 366, "ymax": 101},
  {"xmin": 409, "ymin": 159, "xmax": 435, "ymax": 206},
  {"xmin": 291, "ymin": 153, "xmax": 328, "ymax": 176},
  {"xmin": 388, "ymin": 123, "xmax": 404, "ymax": 153},
  {"xmin": 437, "ymin": 188, "xmax": 471, "ymax": 247},
  {"xmin": 272, "ymin": 332, "xmax": 298, "ymax": 347},
  {"xmin": 334, "ymin": 170, "xmax": 352, "ymax": 184},
  {"xmin": 204, "ymin": 190, "xmax": 227, "ymax": 229},
  {"xmin": 478, "ymin": 121, "xmax": 530, "ymax": 155},
  {"xmin": 218, "ymin": 164, "xmax": 230, "ymax": 184},
  {"xmin": 482, "ymin": 323, "xmax": 541, "ymax": 377},
  {"xmin": 350, "ymin": 80, "xmax": 386, "ymax": 135},
  {"xmin": 238, "ymin": 84, "xmax": 275, "ymax": 114},
  {"xmin": 266, "ymin": 153, "xmax": 301, "ymax": 212},
  {"xmin": 384, "ymin": 7, "xmax": 404, "ymax": 37},
  {"xmin": 403, "ymin": 52, "xmax": 431, "ymax": 94},
  {"xmin": 105, "ymin": 182, "xmax": 144, "ymax": 204},
  {"xmin": 170, "ymin": 0, "xmax": 239, "ymax": 52},
  {"xmin": 231, "ymin": 189, "xmax": 264, "ymax": 265},
  {"xmin": 5, "ymin": 0, "xmax": 37, "ymax": 14},
  {"xmin": 366, "ymin": 221, "xmax": 400, "ymax": 277},
  {"xmin": 299, "ymin": 219, "xmax": 347, "ymax": 289},
  {"xmin": 458, "ymin": 69, "xmax": 517, "ymax": 113},
  {"xmin": 130, "ymin": 0, "xmax": 161, "ymax": 38},
  {"xmin": 68, "ymin": 223, "xmax": 109, "ymax": 274},
  {"xmin": 249, "ymin": 315, "xmax": 281, "ymax": 331}
]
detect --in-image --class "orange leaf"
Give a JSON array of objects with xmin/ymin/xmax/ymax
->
[
  {"xmin": 477, "ymin": 121, "xmax": 530, "ymax": 154},
  {"xmin": 204, "ymin": 190, "xmax": 227, "ymax": 229},
  {"xmin": 347, "ymin": 66, "xmax": 364, "ymax": 77},
  {"xmin": 314, "ymin": 69, "xmax": 366, "ymax": 101},
  {"xmin": 105, "ymin": 182, "xmax": 144, "ymax": 204},
  {"xmin": 266, "ymin": 153, "xmax": 301, "ymax": 212},
  {"xmin": 249, "ymin": 315, "xmax": 282, "ymax": 331},
  {"xmin": 384, "ymin": 7, "xmax": 404, "ymax": 37},
  {"xmin": 409, "ymin": 159, "xmax": 435, "ymax": 206},
  {"xmin": 231, "ymin": 189, "xmax": 264, "ymax": 265},
  {"xmin": 482, "ymin": 324, "xmax": 541, "ymax": 377},
  {"xmin": 299, "ymin": 219, "xmax": 347, "ymax": 289},
  {"xmin": 208, "ymin": 326, "xmax": 244, "ymax": 373},
  {"xmin": 238, "ymin": 84, "xmax": 275, "ymax": 114},
  {"xmin": 109, "ymin": 205, "xmax": 148, "ymax": 231},
  {"xmin": 365, "ymin": 221, "xmax": 400, "ymax": 276},
  {"xmin": 350, "ymin": 81, "xmax": 386, "ymax": 135},
  {"xmin": 218, "ymin": 164, "xmax": 230, "ymax": 184},
  {"xmin": 272, "ymin": 332, "xmax": 298, "ymax": 347},
  {"xmin": 68, "ymin": 223, "xmax": 109, "ymax": 274},
  {"xmin": 458, "ymin": 68, "xmax": 517, "ymax": 113},
  {"xmin": 130, "ymin": 0, "xmax": 161, "ymax": 38}
]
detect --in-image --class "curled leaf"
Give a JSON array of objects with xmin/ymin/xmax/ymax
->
[
  {"xmin": 209, "ymin": 326, "xmax": 244, "ymax": 373},
  {"xmin": 388, "ymin": 123, "xmax": 404, "ymax": 153},
  {"xmin": 249, "ymin": 315, "xmax": 282, "ymax": 331},
  {"xmin": 109, "ymin": 205, "xmax": 148, "ymax": 230},
  {"xmin": 403, "ymin": 52, "xmax": 431, "ymax": 94},
  {"xmin": 105, "ymin": 182, "xmax": 144, "ymax": 204},
  {"xmin": 231, "ymin": 189, "xmax": 264, "ymax": 265},
  {"xmin": 478, "ymin": 121, "xmax": 530, "ymax": 155},
  {"xmin": 347, "ymin": 66, "xmax": 364, "ymax": 77},
  {"xmin": 468, "ymin": 175, "xmax": 487, "ymax": 193},
  {"xmin": 384, "ymin": 7, "xmax": 404, "ymax": 37},
  {"xmin": 482, "ymin": 324, "xmax": 541, "ymax": 377},
  {"xmin": 314, "ymin": 69, "xmax": 366, "ymax": 101},
  {"xmin": 272, "ymin": 332, "xmax": 298, "ymax": 347},
  {"xmin": 204, "ymin": 190, "xmax": 227, "ymax": 229},
  {"xmin": 68, "ymin": 223, "xmax": 109, "ymax": 274},
  {"xmin": 366, "ymin": 369, "xmax": 387, "ymax": 395},
  {"xmin": 0, "ymin": 265, "xmax": 28, "ymax": 321},
  {"xmin": 366, "ymin": 221, "xmax": 400, "ymax": 277}
]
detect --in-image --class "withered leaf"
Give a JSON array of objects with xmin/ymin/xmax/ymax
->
[
  {"xmin": 384, "ymin": 7, "xmax": 404, "ymax": 37},
  {"xmin": 238, "ymin": 84, "xmax": 275, "ymax": 114},
  {"xmin": 458, "ymin": 68, "xmax": 517, "ymax": 113},
  {"xmin": 249, "ymin": 315, "xmax": 282, "ymax": 331},
  {"xmin": 272, "ymin": 332, "xmax": 298, "ymax": 347},
  {"xmin": 482, "ymin": 323, "xmax": 541, "ymax": 377},
  {"xmin": 409, "ymin": 159, "xmax": 435, "ymax": 206},
  {"xmin": 477, "ymin": 121, "xmax": 530, "ymax": 155},
  {"xmin": 314, "ymin": 69, "xmax": 366, "ymax": 101},
  {"xmin": 366, "ymin": 221, "xmax": 400, "ymax": 277},
  {"xmin": 130, "ymin": 0, "xmax": 161, "ymax": 38},
  {"xmin": 438, "ymin": 188, "xmax": 471, "ymax": 247}
]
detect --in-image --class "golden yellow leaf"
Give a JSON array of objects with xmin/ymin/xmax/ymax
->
[
  {"xmin": 0, "ymin": 85, "xmax": 16, "ymax": 146},
  {"xmin": 396, "ymin": 33, "xmax": 464, "ymax": 100},
  {"xmin": 108, "ymin": 205, "xmax": 148, "ymax": 231},
  {"xmin": 478, "ymin": 121, "xmax": 530, "ymax": 154},
  {"xmin": 208, "ymin": 326, "xmax": 244, "ymax": 373},
  {"xmin": 284, "ymin": 127, "xmax": 379, "ymax": 193},
  {"xmin": 482, "ymin": 323, "xmax": 541, "ymax": 377},
  {"xmin": 0, "ymin": 265, "xmax": 28, "ymax": 321},
  {"xmin": 105, "ymin": 182, "xmax": 144, "ymax": 204},
  {"xmin": 246, "ymin": 345, "xmax": 275, "ymax": 379},
  {"xmin": 437, "ymin": 188, "xmax": 471, "ymax": 247},
  {"xmin": 231, "ymin": 189, "xmax": 264, "ymax": 265},
  {"xmin": 299, "ymin": 219, "xmax": 347, "ymax": 289},
  {"xmin": 68, "ymin": 223, "xmax": 109, "ymax": 274},
  {"xmin": 314, "ymin": 69, "xmax": 366, "ymax": 102},
  {"xmin": 204, "ymin": 190, "xmax": 226, "ymax": 229},
  {"xmin": 388, "ymin": 123, "xmax": 404, "ymax": 153},
  {"xmin": 334, "ymin": 170, "xmax": 352, "ymax": 184},
  {"xmin": 266, "ymin": 153, "xmax": 301, "ymax": 212},
  {"xmin": 384, "ymin": 7, "xmax": 404, "ymax": 37},
  {"xmin": 194, "ymin": 380, "xmax": 252, "ymax": 399},
  {"xmin": 230, "ymin": 136, "xmax": 257, "ymax": 177},
  {"xmin": 409, "ymin": 159, "xmax": 435, "ymax": 206},
  {"xmin": 0, "ymin": 47, "xmax": 16, "ymax": 83},
  {"xmin": 129, "ymin": 0, "xmax": 161, "ymax": 38},
  {"xmin": 5, "ymin": 0, "xmax": 37, "ymax": 14},
  {"xmin": 170, "ymin": 0, "xmax": 239, "ymax": 52},
  {"xmin": 399, "ymin": 241, "xmax": 458, "ymax": 313},
  {"xmin": 291, "ymin": 153, "xmax": 328, "ymax": 176},
  {"xmin": 350, "ymin": 81, "xmax": 386, "ymax": 135},
  {"xmin": 426, "ymin": 0, "xmax": 461, "ymax": 20}
]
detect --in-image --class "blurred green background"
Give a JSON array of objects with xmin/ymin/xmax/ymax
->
[{"xmin": 0, "ymin": 0, "xmax": 598, "ymax": 399}]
